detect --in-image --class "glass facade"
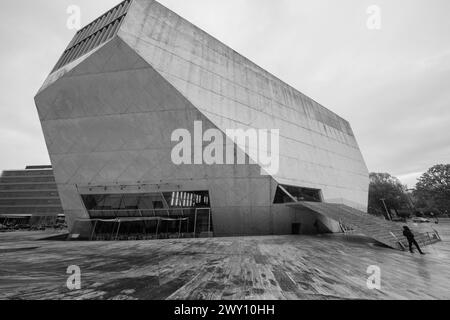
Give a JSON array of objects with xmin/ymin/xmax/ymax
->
[
  {"xmin": 74, "ymin": 191, "xmax": 213, "ymax": 240},
  {"xmin": 274, "ymin": 185, "xmax": 323, "ymax": 204},
  {"xmin": 52, "ymin": 0, "xmax": 132, "ymax": 72}
]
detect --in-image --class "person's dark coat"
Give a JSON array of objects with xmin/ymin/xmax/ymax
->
[{"xmin": 403, "ymin": 227, "xmax": 415, "ymax": 240}]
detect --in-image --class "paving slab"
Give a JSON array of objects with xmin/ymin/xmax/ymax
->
[{"xmin": 0, "ymin": 224, "xmax": 449, "ymax": 300}]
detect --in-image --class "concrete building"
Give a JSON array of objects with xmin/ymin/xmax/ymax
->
[
  {"xmin": 35, "ymin": 0, "xmax": 370, "ymax": 240},
  {"xmin": 0, "ymin": 166, "xmax": 64, "ymax": 228}
]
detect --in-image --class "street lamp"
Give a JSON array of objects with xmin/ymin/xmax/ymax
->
[
  {"xmin": 380, "ymin": 198, "xmax": 392, "ymax": 221},
  {"xmin": 405, "ymin": 188, "xmax": 418, "ymax": 216}
]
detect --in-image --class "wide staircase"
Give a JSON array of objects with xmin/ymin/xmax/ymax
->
[{"xmin": 288, "ymin": 202, "xmax": 441, "ymax": 250}]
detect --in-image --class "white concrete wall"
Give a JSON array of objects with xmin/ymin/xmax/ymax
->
[
  {"xmin": 35, "ymin": 37, "xmax": 280, "ymax": 236},
  {"xmin": 118, "ymin": 0, "xmax": 369, "ymax": 211},
  {"xmin": 35, "ymin": 0, "xmax": 369, "ymax": 236}
]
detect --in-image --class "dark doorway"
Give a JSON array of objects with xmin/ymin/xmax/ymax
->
[{"xmin": 292, "ymin": 223, "xmax": 301, "ymax": 235}]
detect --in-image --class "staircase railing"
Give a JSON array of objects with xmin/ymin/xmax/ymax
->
[
  {"xmin": 289, "ymin": 201, "xmax": 442, "ymax": 250},
  {"xmin": 430, "ymin": 228, "xmax": 441, "ymax": 241},
  {"xmin": 389, "ymin": 232, "xmax": 406, "ymax": 251},
  {"xmin": 339, "ymin": 220, "xmax": 355, "ymax": 234}
]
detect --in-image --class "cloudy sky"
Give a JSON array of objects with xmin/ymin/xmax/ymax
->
[{"xmin": 0, "ymin": 0, "xmax": 449, "ymax": 188}]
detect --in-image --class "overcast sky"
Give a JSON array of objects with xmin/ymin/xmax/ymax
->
[{"xmin": 0, "ymin": 0, "xmax": 449, "ymax": 188}]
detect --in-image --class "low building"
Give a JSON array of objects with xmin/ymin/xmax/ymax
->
[{"xmin": 0, "ymin": 166, "xmax": 65, "ymax": 229}]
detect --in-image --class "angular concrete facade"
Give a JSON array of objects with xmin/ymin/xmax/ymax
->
[{"xmin": 35, "ymin": 0, "xmax": 369, "ymax": 238}]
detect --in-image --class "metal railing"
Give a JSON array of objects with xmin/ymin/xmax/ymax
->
[
  {"xmin": 88, "ymin": 207, "xmax": 210, "ymax": 218},
  {"xmin": 339, "ymin": 220, "xmax": 356, "ymax": 234},
  {"xmin": 74, "ymin": 207, "xmax": 213, "ymax": 241},
  {"xmin": 389, "ymin": 232, "xmax": 406, "ymax": 250}
]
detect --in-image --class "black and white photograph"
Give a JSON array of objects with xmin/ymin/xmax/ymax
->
[{"xmin": 0, "ymin": 0, "xmax": 449, "ymax": 312}]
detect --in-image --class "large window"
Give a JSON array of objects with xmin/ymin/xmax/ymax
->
[
  {"xmin": 82, "ymin": 191, "xmax": 210, "ymax": 212},
  {"xmin": 76, "ymin": 191, "xmax": 213, "ymax": 240},
  {"xmin": 274, "ymin": 185, "xmax": 322, "ymax": 204}
]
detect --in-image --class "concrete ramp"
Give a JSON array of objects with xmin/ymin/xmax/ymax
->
[{"xmin": 288, "ymin": 202, "xmax": 441, "ymax": 250}]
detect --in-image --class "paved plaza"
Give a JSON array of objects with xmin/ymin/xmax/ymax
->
[{"xmin": 0, "ymin": 222, "xmax": 449, "ymax": 300}]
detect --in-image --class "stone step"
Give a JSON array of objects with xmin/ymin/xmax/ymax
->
[{"xmin": 288, "ymin": 201, "xmax": 441, "ymax": 250}]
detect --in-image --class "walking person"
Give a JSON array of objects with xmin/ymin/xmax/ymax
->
[{"xmin": 403, "ymin": 226, "xmax": 425, "ymax": 255}]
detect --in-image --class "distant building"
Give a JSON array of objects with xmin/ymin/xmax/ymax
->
[
  {"xmin": 34, "ymin": 0, "xmax": 371, "ymax": 241},
  {"xmin": 0, "ymin": 166, "xmax": 64, "ymax": 227}
]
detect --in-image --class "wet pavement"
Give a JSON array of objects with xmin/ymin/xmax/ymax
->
[{"xmin": 0, "ymin": 223, "xmax": 449, "ymax": 300}]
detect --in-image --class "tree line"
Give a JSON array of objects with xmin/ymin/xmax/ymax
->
[{"xmin": 368, "ymin": 164, "xmax": 450, "ymax": 218}]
